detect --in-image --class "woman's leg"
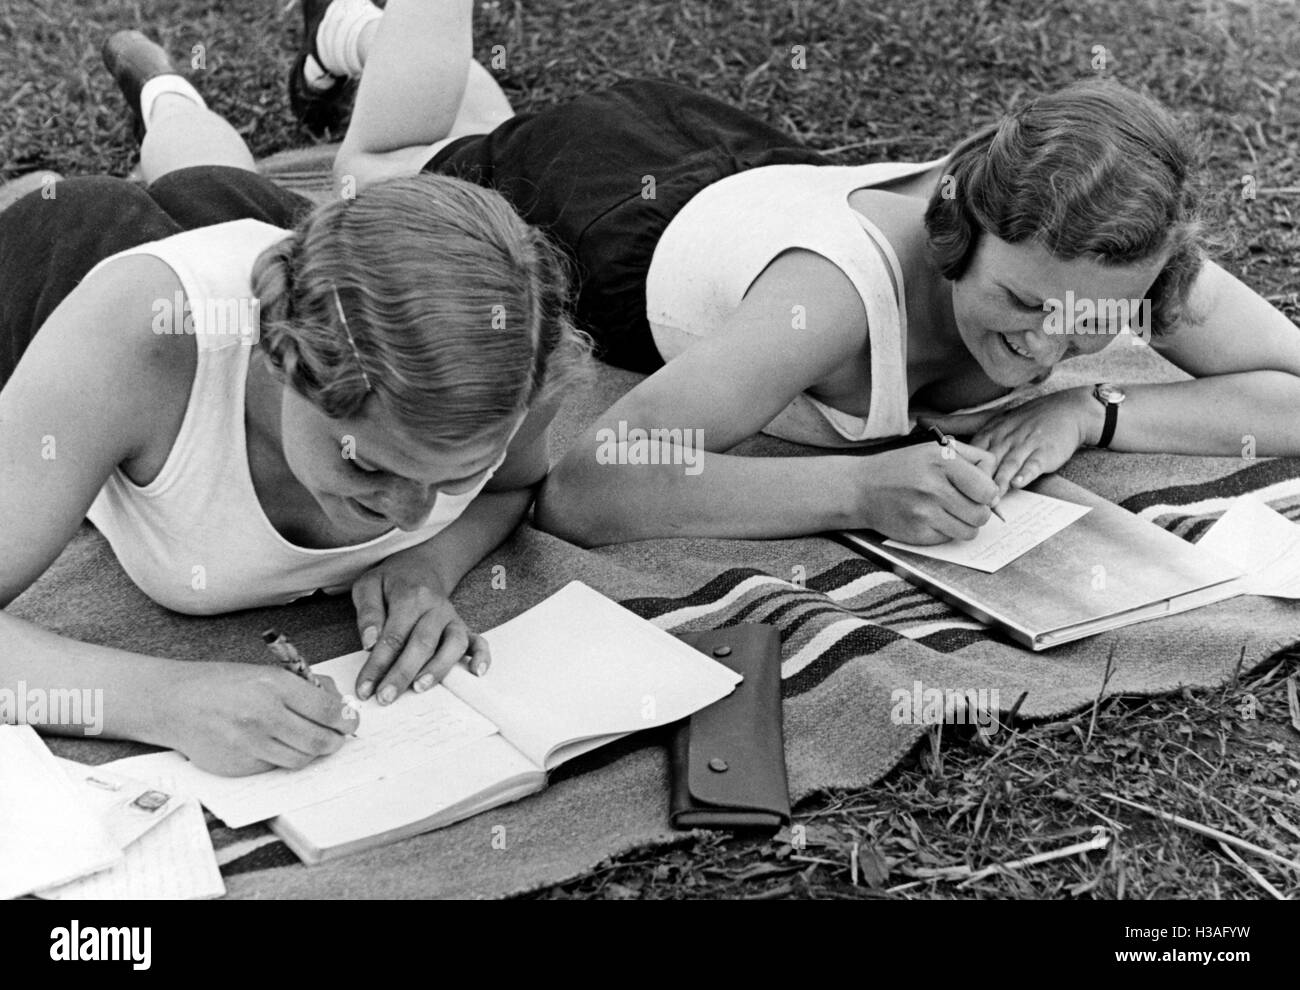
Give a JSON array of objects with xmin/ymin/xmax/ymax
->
[
  {"xmin": 102, "ymin": 31, "xmax": 256, "ymax": 186},
  {"xmin": 329, "ymin": 0, "xmax": 513, "ymax": 194},
  {"xmin": 140, "ymin": 94, "xmax": 256, "ymax": 184}
]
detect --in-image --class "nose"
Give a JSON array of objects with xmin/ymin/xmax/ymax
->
[
  {"xmin": 1022, "ymin": 325, "xmax": 1068, "ymax": 367},
  {"xmin": 382, "ymin": 479, "xmax": 438, "ymax": 530}
]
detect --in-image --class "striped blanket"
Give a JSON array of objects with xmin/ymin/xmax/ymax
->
[{"xmin": 17, "ymin": 355, "xmax": 1300, "ymax": 898}]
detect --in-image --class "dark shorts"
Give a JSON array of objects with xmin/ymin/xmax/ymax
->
[
  {"xmin": 0, "ymin": 166, "xmax": 310, "ymax": 387},
  {"xmin": 424, "ymin": 78, "xmax": 827, "ymax": 373}
]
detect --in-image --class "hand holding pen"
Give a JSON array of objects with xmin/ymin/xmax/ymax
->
[
  {"xmin": 927, "ymin": 424, "xmax": 1006, "ymax": 523},
  {"xmin": 263, "ymin": 628, "xmax": 360, "ymax": 731}
]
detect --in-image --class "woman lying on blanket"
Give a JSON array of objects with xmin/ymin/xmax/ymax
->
[
  {"xmin": 0, "ymin": 22, "xmax": 587, "ymax": 775},
  {"xmin": 313, "ymin": 0, "xmax": 1300, "ymax": 548}
]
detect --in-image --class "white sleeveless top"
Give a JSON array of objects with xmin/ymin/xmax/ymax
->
[
  {"xmin": 645, "ymin": 158, "xmax": 946, "ymax": 447},
  {"xmin": 83, "ymin": 219, "xmax": 506, "ymax": 616}
]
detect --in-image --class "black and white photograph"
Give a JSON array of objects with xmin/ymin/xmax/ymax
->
[{"xmin": 0, "ymin": 0, "xmax": 1297, "ymax": 944}]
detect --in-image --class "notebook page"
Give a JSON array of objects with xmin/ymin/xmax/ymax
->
[
  {"xmin": 884, "ymin": 489, "xmax": 1092, "ymax": 572},
  {"xmin": 0, "ymin": 725, "xmax": 122, "ymax": 899},
  {"xmin": 108, "ymin": 675, "xmax": 499, "ymax": 828},
  {"xmin": 443, "ymin": 581, "xmax": 741, "ymax": 769},
  {"xmin": 1196, "ymin": 495, "xmax": 1300, "ymax": 597},
  {"xmin": 273, "ymin": 733, "xmax": 541, "ymax": 862}
]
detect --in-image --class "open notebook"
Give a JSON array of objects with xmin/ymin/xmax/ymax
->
[
  {"xmin": 113, "ymin": 581, "xmax": 741, "ymax": 864},
  {"xmin": 841, "ymin": 474, "xmax": 1245, "ymax": 650}
]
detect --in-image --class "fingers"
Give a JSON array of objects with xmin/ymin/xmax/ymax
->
[
  {"xmin": 465, "ymin": 633, "xmax": 491, "ymax": 677},
  {"xmin": 919, "ymin": 411, "xmax": 994, "ymax": 437},
  {"xmin": 389, "ymin": 612, "xmax": 470, "ymax": 698},
  {"xmin": 411, "ymin": 627, "xmax": 489, "ymax": 694},
  {"xmin": 262, "ymin": 726, "xmax": 345, "ymax": 771},
  {"xmin": 280, "ymin": 674, "xmax": 361, "ymax": 735},
  {"xmin": 992, "ymin": 444, "xmax": 1043, "ymax": 493},
  {"xmin": 353, "ymin": 595, "xmax": 426, "ymax": 702},
  {"xmin": 945, "ymin": 439, "xmax": 998, "ymax": 476},
  {"xmin": 351, "ymin": 572, "xmax": 386, "ymax": 659}
]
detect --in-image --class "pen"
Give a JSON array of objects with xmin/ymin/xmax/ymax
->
[
  {"xmin": 928, "ymin": 425, "xmax": 1007, "ymax": 523},
  {"xmin": 262, "ymin": 629, "xmax": 360, "ymax": 737},
  {"xmin": 262, "ymin": 628, "xmax": 321, "ymax": 687}
]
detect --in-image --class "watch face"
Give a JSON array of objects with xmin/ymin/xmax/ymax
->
[{"xmin": 1096, "ymin": 383, "xmax": 1126, "ymax": 404}]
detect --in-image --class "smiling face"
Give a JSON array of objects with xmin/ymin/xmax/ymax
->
[
  {"xmin": 949, "ymin": 234, "xmax": 1167, "ymax": 387},
  {"xmin": 277, "ymin": 386, "xmax": 517, "ymax": 537}
]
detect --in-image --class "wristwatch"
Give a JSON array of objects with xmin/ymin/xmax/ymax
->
[{"xmin": 1092, "ymin": 383, "xmax": 1126, "ymax": 449}]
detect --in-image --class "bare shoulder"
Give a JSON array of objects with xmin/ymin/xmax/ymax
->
[{"xmin": 23, "ymin": 252, "xmax": 195, "ymax": 472}]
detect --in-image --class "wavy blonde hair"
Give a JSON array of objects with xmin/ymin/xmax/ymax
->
[{"xmin": 252, "ymin": 173, "xmax": 590, "ymax": 444}]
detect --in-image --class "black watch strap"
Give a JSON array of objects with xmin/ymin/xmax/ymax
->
[{"xmin": 1097, "ymin": 401, "xmax": 1119, "ymax": 449}]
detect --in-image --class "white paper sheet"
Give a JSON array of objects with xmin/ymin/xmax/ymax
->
[
  {"xmin": 37, "ymin": 796, "xmax": 224, "ymax": 901},
  {"xmin": 884, "ymin": 488, "xmax": 1093, "ymax": 573},
  {"xmin": 0, "ymin": 726, "xmax": 122, "ymax": 899},
  {"xmin": 53, "ymin": 760, "xmax": 183, "ymax": 849},
  {"xmin": 1196, "ymin": 496, "xmax": 1300, "ymax": 598},
  {"xmin": 109, "ymin": 675, "xmax": 500, "ymax": 828}
]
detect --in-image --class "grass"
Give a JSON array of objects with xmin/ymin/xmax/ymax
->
[{"xmin": 3, "ymin": 0, "xmax": 1299, "ymax": 899}]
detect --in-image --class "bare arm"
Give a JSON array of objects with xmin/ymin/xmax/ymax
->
[
  {"xmin": 0, "ymin": 258, "xmax": 355, "ymax": 772},
  {"xmin": 536, "ymin": 250, "xmax": 1001, "ymax": 546},
  {"xmin": 1103, "ymin": 260, "xmax": 1300, "ymax": 455},
  {"xmin": 1, "ymin": 257, "xmax": 181, "ymax": 741}
]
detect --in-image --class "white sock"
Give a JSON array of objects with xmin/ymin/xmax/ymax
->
[
  {"xmin": 138, "ymin": 75, "xmax": 207, "ymax": 131},
  {"xmin": 314, "ymin": 0, "xmax": 381, "ymax": 79},
  {"xmin": 302, "ymin": 55, "xmax": 335, "ymax": 92}
]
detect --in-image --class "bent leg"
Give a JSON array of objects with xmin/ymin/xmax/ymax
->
[
  {"xmin": 140, "ymin": 92, "xmax": 256, "ymax": 185},
  {"xmin": 333, "ymin": 0, "xmax": 512, "ymax": 193}
]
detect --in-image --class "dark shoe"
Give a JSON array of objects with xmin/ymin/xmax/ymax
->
[
  {"xmin": 288, "ymin": 0, "xmax": 357, "ymax": 138},
  {"xmin": 288, "ymin": 50, "xmax": 357, "ymax": 139},
  {"xmin": 101, "ymin": 30, "xmax": 181, "ymax": 145}
]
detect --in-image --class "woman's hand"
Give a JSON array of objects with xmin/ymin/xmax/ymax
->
[
  {"xmin": 852, "ymin": 439, "xmax": 1001, "ymax": 544},
  {"xmin": 923, "ymin": 387, "xmax": 1100, "ymax": 495},
  {"xmin": 157, "ymin": 663, "xmax": 359, "ymax": 777},
  {"xmin": 350, "ymin": 554, "xmax": 490, "ymax": 705}
]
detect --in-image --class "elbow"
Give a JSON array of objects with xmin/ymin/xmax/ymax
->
[{"xmin": 534, "ymin": 461, "xmax": 619, "ymax": 549}]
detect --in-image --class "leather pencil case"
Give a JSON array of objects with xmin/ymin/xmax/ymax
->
[{"xmin": 670, "ymin": 624, "xmax": 790, "ymax": 829}]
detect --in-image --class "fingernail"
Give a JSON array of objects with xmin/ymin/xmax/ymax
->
[
  {"xmin": 414, "ymin": 675, "xmax": 432, "ymax": 692},
  {"xmin": 357, "ymin": 680, "xmax": 373, "ymax": 700},
  {"xmin": 362, "ymin": 626, "xmax": 379, "ymax": 649},
  {"xmin": 474, "ymin": 660, "xmax": 489, "ymax": 677},
  {"xmin": 378, "ymin": 685, "xmax": 396, "ymax": 705}
]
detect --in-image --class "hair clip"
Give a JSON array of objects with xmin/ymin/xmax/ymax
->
[{"xmin": 331, "ymin": 283, "xmax": 372, "ymax": 392}]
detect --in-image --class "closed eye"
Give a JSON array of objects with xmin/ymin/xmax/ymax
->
[{"xmin": 1006, "ymin": 288, "xmax": 1041, "ymax": 311}]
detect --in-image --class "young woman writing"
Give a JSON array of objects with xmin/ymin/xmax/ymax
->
[
  {"xmin": 0, "ymin": 25, "xmax": 586, "ymax": 775},
  {"xmin": 305, "ymin": 0, "xmax": 1300, "ymax": 547}
]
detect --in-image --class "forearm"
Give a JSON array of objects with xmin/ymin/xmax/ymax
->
[
  {"xmin": 0, "ymin": 609, "xmax": 180, "ymax": 744},
  {"xmin": 537, "ymin": 445, "xmax": 861, "ymax": 546},
  {"xmin": 1089, "ymin": 372, "xmax": 1300, "ymax": 456},
  {"xmin": 382, "ymin": 486, "xmax": 535, "ymax": 595}
]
